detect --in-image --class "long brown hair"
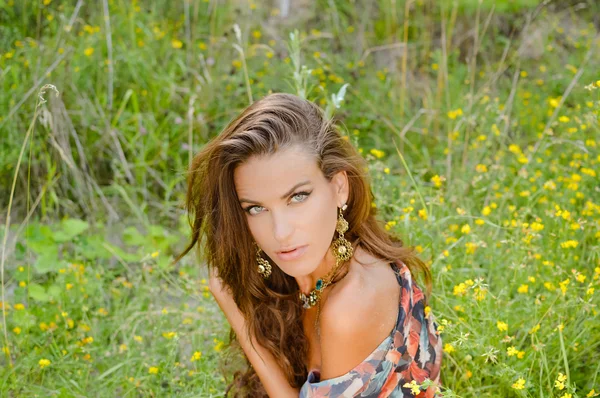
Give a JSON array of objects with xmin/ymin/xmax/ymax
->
[{"xmin": 173, "ymin": 92, "xmax": 432, "ymax": 396}]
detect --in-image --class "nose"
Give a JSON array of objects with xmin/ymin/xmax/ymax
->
[{"xmin": 271, "ymin": 209, "xmax": 295, "ymax": 244}]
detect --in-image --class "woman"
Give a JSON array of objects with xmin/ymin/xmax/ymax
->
[{"xmin": 174, "ymin": 92, "xmax": 443, "ymax": 397}]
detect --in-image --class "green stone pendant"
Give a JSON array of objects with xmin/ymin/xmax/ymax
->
[{"xmin": 316, "ymin": 279, "xmax": 323, "ymax": 291}]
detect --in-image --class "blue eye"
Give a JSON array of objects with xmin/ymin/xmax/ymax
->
[
  {"xmin": 291, "ymin": 191, "xmax": 311, "ymax": 203},
  {"xmin": 244, "ymin": 191, "xmax": 311, "ymax": 216},
  {"xmin": 245, "ymin": 205, "xmax": 264, "ymax": 216}
]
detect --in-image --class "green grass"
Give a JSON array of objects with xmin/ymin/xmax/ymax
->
[{"xmin": 1, "ymin": 0, "xmax": 600, "ymax": 396}]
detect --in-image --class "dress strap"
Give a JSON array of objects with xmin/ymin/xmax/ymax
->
[{"xmin": 390, "ymin": 261, "xmax": 404, "ymax": 286}]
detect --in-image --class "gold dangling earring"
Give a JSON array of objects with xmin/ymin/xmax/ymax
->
[
  {"xmin": 331, "ymin": 203, "xmax": 353, "ymax": 263},
  {"xmin": 255, "ymin": 243, "xmax": 272, "ymax": 279}
]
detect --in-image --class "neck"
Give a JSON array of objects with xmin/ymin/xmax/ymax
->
[{"xmin": 295, "ymin": 247, "xmax": 338, "ymax": 295}]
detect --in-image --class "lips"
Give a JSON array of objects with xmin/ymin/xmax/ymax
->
[
  {"xmin": 276, "ymin": 245, "xmax": 308, "ymax": 261},
  {"xmin": 278, "ymin": 246, "xmax": 301, "ymax": 254}
]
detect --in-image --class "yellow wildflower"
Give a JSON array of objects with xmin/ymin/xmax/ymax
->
[
  {"xmin": 473, "ymin": 287, "xmax": 486, "ymax": 301},
  {"xmin": 512, "ymin": 378, "xmax": 526, "ymax": 390},
  {"xmin": 430, "ymin": 174, "xmax": 445, "ymax": 187},
  {"xmin": 518, "ymin": 284, "xmax": 529, "ymax": 294},
  {"xmin": 555, "ymin": 372, "xmax": 567, "ymax": 390},
  {"xmin": 507, "ymin": 346, "xmax": 519, "ymax": 356},
  {"xmin": 559, "ymin": 116, "xmax": 570, "ymax": 123},
  {"xmin": 530, "ymin": 222, "xmax": 544, "ymax": 231},
  {"xmin": 402, "ymin": 380, "xmax": 421, "ymax": 395},
  {"xmin": 529, "ymin": 324, "xmax": 540, "ymax": 334},
  {"xmin": 558, "ymin": 279, "xmax": 570, "ymax": 295},
  {"xmin": 560, "ymin": 240, "xmax": 578, "ymax": 249},
  {"xmin": 453, "ymin": 283, "xmax": 467, "ymax": 296},
  {"xmin": 190, "ymin": 351, "xmax": 202, "ymax": 362},
  {"xmin": 447, "ymin": 108, "xmax": 463, "ymax": 120},
  {"xmin": 465, "ymin": 242, "xmax": 477, "ymax": 255},
  {"xmin": 475, "ymin": 164, "xmax": 488, "ymax": 173},
  {"xmin": 213, "ymin": 338, "xmax": 225, "ymax": 352},
  {"xmin": 369, "ymin": 149, "xmax": 385, "ymax": 159}
]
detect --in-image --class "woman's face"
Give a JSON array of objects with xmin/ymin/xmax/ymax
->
[{"xmin": 234, "ymin": 145, "xmax": 349, "ymax": 278}]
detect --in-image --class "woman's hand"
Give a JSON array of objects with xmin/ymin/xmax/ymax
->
[{"xmin": 207, "ymin": 266, "xmax": 299, "ymax": 397}]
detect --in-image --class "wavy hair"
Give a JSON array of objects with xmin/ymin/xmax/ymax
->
[{"xmin": 173, "ymin": 92, "xmax": 432, "ymax": 396}]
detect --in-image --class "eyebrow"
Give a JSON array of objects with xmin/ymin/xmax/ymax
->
[{"xmin": 238, "ymin": 180, "xmax": 312, "ymax": 204}]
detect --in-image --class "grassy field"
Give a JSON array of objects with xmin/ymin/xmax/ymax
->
[{"xmin": 1, "ymin": 0, "xmax": 600, "ymax": 396}]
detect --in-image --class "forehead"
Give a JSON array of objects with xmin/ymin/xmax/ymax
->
[{"xmin": 234, "ymin": 146, "xmax": 321, "ymax": 197}]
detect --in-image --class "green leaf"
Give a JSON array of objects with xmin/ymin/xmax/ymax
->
[
  {"xmin": 33, "ymin": 250, "xmax": 61, "ymax": 274},
  {"xmin": 123, "ymin": 226, "xmax": 146, "ymax": 246},
  {"xmin": 24, "ymin": 224, "xmax": 54, "ymax": 242},
  {"xmin": 27, "ymin": 238, "xmax": 56, "ymax": 255},
  {"xmin": 29, "ymin": 283, "xmax": 50, "ymax": 302},
  {"xmin": 48, "ymin": 284, "xmax": 61, "ymax": 299},
  {"xmin": 54, "ymin": 219, "xmax": 89, "ymax": 242},
  {"xmin": 149, "ymin": 225, "xmax": 166, "ymax": 238},
  {"xmin": 80, "ymin": 235, "xmax": 112, "ymax": 260},
  {"xmin": 11, "ymin": 310, "xmax": 36, "ymax": 328}
]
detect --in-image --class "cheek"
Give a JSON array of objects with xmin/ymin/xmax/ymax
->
[
  {"xmin": 246, "ymin": 216, "xmax": 267, "ymax": 244},
  {"xmin": 305, "ymin": 194, "xmax": 338, "ymax": 254}
]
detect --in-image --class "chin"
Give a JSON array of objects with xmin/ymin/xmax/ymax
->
[{"xmin": 283, "ymin": 262, "xmax": 317, "ymax": 278}]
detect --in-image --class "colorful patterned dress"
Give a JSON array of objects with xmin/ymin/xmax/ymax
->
[{"xmin": 299, "ymin": 260, "xmax": 443, "ymax": 397}]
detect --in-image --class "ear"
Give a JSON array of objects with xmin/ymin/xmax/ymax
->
[{"xmin": 331, "ymin": 170, "xmax": 349, "ymax": 207}]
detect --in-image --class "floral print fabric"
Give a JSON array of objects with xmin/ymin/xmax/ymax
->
[{"xmin": 299, "ymin": 260, "xmax": 443, "ymax": 397}]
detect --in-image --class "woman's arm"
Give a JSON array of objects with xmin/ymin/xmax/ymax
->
[{"xmin": 209, "ymin": 270, "xmax": 300, "ymax": 398}]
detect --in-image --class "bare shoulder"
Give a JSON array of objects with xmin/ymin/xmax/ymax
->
[{"xmin": 318, "ymin": 252, "xmax": 400, "ymax": 380}]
